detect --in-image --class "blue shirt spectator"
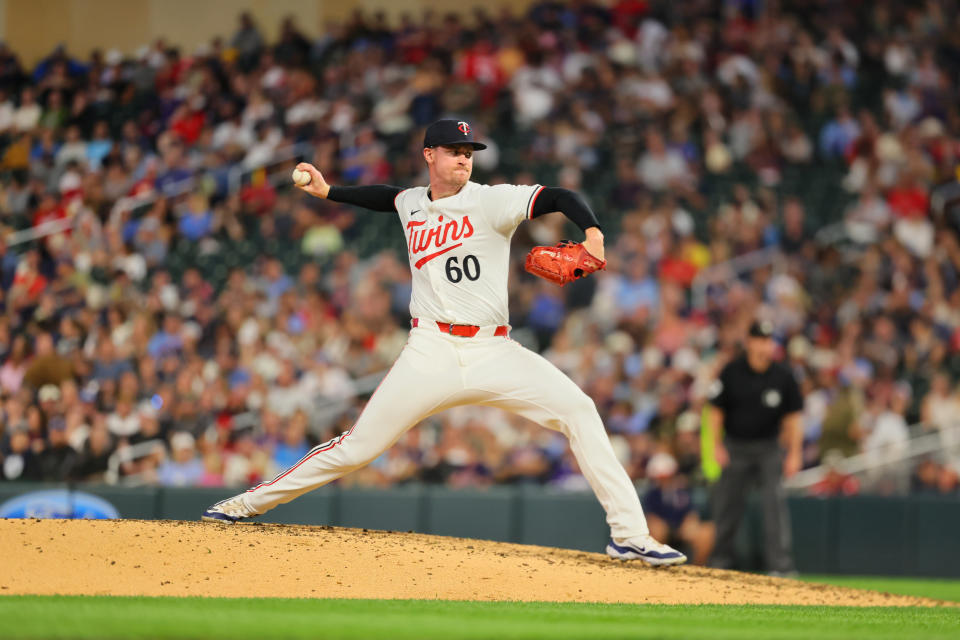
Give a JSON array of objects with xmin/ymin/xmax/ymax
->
[
  {"xmin": 819, "ymin": 108, "xmax": 861, "ymax": 158},
  {"xmin": 642, "ymin": 483, "xmax": 695, "ymax": 530},
  {"xmin": 178, "ymin": 209, "xmax": 213, "ymax": 241},
  {"xmin": 527, "ymin": 291, "xmax": 566, "ymax": 335},
  {"xmin": 273, "ymin": 440, "xmax": 311, "ymax": 470},
  {"xmin": 157, "ymin": 433, "xmax": 205, "ymax": 487},
  {"xmin": 616, "ymin": 257, "xmax": 660, "ymax": 316},
  {"xmin": 86, "ymin": 139, "xmax": 112, "ymax": 168},
  {"xmin": 147, "ymin": 331, "xmax": 183, "ymax": 359}
]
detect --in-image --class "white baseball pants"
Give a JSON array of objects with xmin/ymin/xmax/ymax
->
[{"xmin": 243, "ymin": 323, "xmax": 650, "ymax": 539}]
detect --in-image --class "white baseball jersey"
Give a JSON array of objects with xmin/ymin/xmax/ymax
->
[
  {"xmin": 393, "ymin": 181, "xmax": 544, "ymax": 327},
  {"xmin": 235, "ymin": 181, "xmax": 656, "ymax": 543}
]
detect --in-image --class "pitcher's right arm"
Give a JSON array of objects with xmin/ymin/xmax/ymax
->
[{"xmin": 294, "ymin": 162, "xmax": 402, "ymax": 212}]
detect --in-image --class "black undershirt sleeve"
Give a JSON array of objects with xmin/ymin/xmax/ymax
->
[
  {"xmin": 326, "ymin": 185, "xmax": 404, "ymax": 212},
  {"xmin": 530, "ymin": 187, "xmax": 602, "ymax": 232}
]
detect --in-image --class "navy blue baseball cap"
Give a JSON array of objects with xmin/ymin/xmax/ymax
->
[{"xmin": 423, "ymin": 119, "xmax": 487, "ymax": 150}]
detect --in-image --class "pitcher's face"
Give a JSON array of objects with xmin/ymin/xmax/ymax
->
[{"xmin": 425, "ymin": 144, "xmax": 474, "ymax": 188}]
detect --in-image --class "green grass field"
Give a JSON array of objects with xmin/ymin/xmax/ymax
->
[{"xmin": 2, "ymin": 577, "xmax": 957, "ymax": 640}]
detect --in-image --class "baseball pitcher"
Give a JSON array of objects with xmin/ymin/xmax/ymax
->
[{"xmin": 203, "ymin": 119, "xmax": 686, "ymax": 566}]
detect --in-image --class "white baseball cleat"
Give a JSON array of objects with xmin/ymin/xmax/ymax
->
[
  {"xmin": 201, "ymin": 494, "xmax": 260, "ymax": 523},
  {"xmin": 606, "ymin": 534, "xmax": 688, "ymax": 566}
]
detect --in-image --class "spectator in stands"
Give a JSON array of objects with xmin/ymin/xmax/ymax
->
[
  {"xmin": 810, "ymin": 449, "xmax": 860, "ymax": 496},
  {"xmin": 13, "ymin": 87, "xmax": 40, "ymax": 132},
  {"xmin": 911, "ymin": 457, "xmax": 943, "ymax": 494},
  {"xmin": 819, "ymin": 105, "xmax": 861, "ymax": 158},
  {"xmin": 231, "ymin": 12, "xmax": 266, "ymax": 72},
  {"xmin": 921, "ymin": 373, "xmax": 960, "ymax": 436},
  {"xmin": 0, "ymin": 335, "xmax": 28, "ymax": 395},
  {"xmin": 23, "ymin": 333, "xmax": 71, "ymax": 390},
  {"xmin": 157, "ymin": 431, "xmax": 204, "ymax": 487},
  {"xmin": 637, "ymin": 130, "xmax": 689, "ymax": 192},
  {"xmin": 938, "ymin": 464, "xmax": 959, "ymax": 495},
  {"xmin": 74, "ymin": 423, "xmax": 113, "ymax": 482},
  {"xmin": 1, "ymin": 425, "xmax": 40, "ymax": 481},
  {"xmin": 273, "ymin": 410, "xmax": 311, "ymax": 470},
  {"xmin": 641, "ymin": 452, "xmax": 715, "ymax": 565},
  {"xmin": 861, "ymin": 385, "xmax": 911, "ymax": 457},
  {"xmin": 614, "ymin": 255, "xmax": 660, "ymax": 319},
  {"xmin": 177, "ymin": 193, "xmax": 214, "ymax": 241},
  {"xmin": 37, "ymin": 415, "xmax": 79, "ymax": 481}
]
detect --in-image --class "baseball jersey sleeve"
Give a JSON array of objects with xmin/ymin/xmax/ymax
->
[
  {"xmin": 482, "ymin": 184, "xmax": 544, "ymax": 234},
  {"xmin": 328, "ymin": 185, "xmax": 404, "ymax": 212}
]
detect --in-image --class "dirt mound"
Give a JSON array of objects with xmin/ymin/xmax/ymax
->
[{"xmin": 0, "ymin": 519, "xmax": 949, "ymax": 606}]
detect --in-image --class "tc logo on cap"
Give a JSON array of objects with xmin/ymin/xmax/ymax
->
[{"xmin": 458, "ymin": 121, "xmax": 471, "ymax": 135}]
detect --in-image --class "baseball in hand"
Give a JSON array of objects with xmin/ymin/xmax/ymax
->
[{"xmin": 292, "ymin": 168, "xmax": 312, "ymax": 186}]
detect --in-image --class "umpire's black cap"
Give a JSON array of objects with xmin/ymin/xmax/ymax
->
[
  {"xmin": 423, "ymin": 119, "xmax": 487, "ymax": 150},
  {"xmin": 748, "ymin": 319, "xmax": 775, "ymax": 339}
]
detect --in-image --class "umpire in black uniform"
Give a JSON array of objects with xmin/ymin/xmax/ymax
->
[{"xmin": 707, "ymin": 320, "xmax": 803, "ymax": 574}]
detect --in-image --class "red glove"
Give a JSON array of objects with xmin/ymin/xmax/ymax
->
[{"xmin": 524, "ymin": 241, "xmax": 606, "ymax": 286}]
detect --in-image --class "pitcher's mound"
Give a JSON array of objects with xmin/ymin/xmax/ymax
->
[{"xmin": 0, "ymin": 519, "xmax": 947, "ymax": 606}]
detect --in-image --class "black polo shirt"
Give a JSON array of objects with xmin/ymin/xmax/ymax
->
[{"xmin": 708, "ymin": 355, "xmax": 803, "ymax": 441}]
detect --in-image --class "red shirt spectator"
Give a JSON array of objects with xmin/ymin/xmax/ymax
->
[
  {"xmin": 887, "ymin": 178, "xmax": 929, "ymax": 219},
  {"xmin": 810, "ymin": 469, "xmax": 860, "ymax": 496},
  {"xmin": 11, "ymin": 251, "xmax": 47, "ymax": 302},
  {"xmin": 240, "ymin": 175, "xmax": 278, "ymax": 215},
  {"xmin": 456, "ymin": 40, "xmax": 504, "ymax": 108},
  {"xmin": 611, "ymin": 0, "xmax": 649, "ymax": 38},
  {"xmin": 659, "ymin": 254, "xmax": 698, "ymax": 288},
  {"xmin": 169, "ymin": 105, "xmax": 206, "ymax": 146},
  {"xmin": 32, "ymin": 194, "xmax": 67, "ymax": 229}
]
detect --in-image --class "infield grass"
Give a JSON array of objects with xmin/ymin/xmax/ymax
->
[{"xmin": 1, "ymin": 595, "xmax": 958, "ymax": 640}]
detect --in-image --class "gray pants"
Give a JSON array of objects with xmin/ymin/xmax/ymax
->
[{"xmin": 709, "ymin": 438, "xmax": 794, "ymax": 572}]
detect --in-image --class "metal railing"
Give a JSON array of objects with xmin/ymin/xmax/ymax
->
[
  {"xmin": 6, "ymin": 216, "xmax": 76, "ymax": 247},
  {"xmin": 690, "ymin": 219, "xmax": 856, "ymax": 310},
  {"xmin": 813, "ymin": 220, "xmax": 849, "ymax": 246},
  {"xmin": 784, "ymin": 425, "xmax": 960, "ymax": 494},
  {"xmin": 226, "ymin": 142, "xmax": 314, "ymax": 193},
  {"xmin": 690, "ymin": 246, "xmax": 787, "ymax": 310},
  {"xmin": 104, "ymin": 439, "xmax": 166, "ymax": 486},
  {"xmin": 107, "ymin": 175, "xmax": 198, "ymax": 228},
  {"xmin": 103, "ymin": 369, "xmax": 388, "ymax": 486},
  {"xmin": 3, "ymin": 142, "xmax": 314, "ymax": 252},
  {"xmin": 302, "ymin": 369, "xmax": 387, "ymax": 433}
]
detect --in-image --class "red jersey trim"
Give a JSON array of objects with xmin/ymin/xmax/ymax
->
[{"xmin": 527, "ymin": 185, "xmax": 545, "ymax": 220}]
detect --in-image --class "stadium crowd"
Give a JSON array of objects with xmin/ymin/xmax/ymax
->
[{"xmin": 1, "ymin": 1, "xmax": 959, "ymax": 501}]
